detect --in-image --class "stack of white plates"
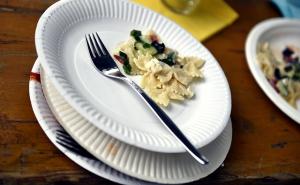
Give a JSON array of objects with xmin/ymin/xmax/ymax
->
[{"xmin": 29, "ymin": 0, "xmax": 232, "ymax": 184}]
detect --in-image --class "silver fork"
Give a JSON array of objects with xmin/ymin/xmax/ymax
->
[{"xmin": 85, "ymin": 33, "xmax": 209, "ymax": 165}]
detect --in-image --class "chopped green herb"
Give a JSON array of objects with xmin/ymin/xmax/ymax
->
[
  {"xmin": 160, "ymin": 52, "xmax": 176, "ymax": 66},
  {"xmin": 117, "ymin": 51, "xmax": 131, "ymax": 74},
  {"xmin": 292, "ymin": 73, "xmax": 300, "ymax": 81},
  {"xmin": 161, "ymin": 58, "xmax": 173, "ymax": 66},
  {"xmin": 134, "ymin": 41, "xmax": 157, "ymax": 55},
  {"xmin": 168, "ymin": 52, "xmax": 176, "ymax": 60},
  {"xmin": 130, "ymin": 30, "xmax": 142, "ymax": 42},
  {"xmin": 119, "ymin": 51, "xmax": 128, "ymax": 61},
  {"xmin": 143, "ymin": 43, "xmax": 151, "ymax": 48},
  {"xmin": 130, "ymin": 30, "xmax": 142, "ymax": 37},
  {"xmin": 295, "ymin": 63, "xmax": 300, "ymax": 73},
  {"xmin": 123, "ymin": 63, "xmax": 131, "ymax": 74}
]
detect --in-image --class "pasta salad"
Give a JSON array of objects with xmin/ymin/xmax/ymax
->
[
  {"xmin": 257, "ymin": 43, "xmax": 300, "ymax": 107},
  {"xmin": 114, "ymin": 30, "xmax": 205, "ymax": 106}
]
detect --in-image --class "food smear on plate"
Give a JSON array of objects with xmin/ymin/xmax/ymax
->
[
  {"xmin": 114, "ymin": 30, "xmax": 205, "ymax": 106},
  {"xmin": 257, "ymin": 43, "xmax": 300, "ymax": 107}
]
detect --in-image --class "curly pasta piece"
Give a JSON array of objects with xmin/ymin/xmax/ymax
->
[{"xmin": 173, "ymin": 68, "xmax": 193, "ymax": 85}]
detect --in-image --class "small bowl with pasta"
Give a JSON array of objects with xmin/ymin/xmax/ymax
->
[{"xmin": 246, "ymin": 18, "xmax": 300, "ymax": 124}]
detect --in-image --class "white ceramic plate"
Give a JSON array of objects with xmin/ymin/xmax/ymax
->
[
  {"xmin": 35, "ymin": 0, "xmax": 231, "ymax": 152},
  {"xmin": 246, "ymin": 18, "xmax": 300, "ymax": 124},
  {"xmin": 41, "ymin": 62, "xmax": 232, "ymax": 184},
  {"xmin": 29, "ymin": 60, "xmax": 152, "ymax": 185}
]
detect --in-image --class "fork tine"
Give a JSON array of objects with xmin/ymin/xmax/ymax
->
[
  {"xmin": 56, "ymin": 130, "xmax": 78, "ymax": 146},
  {"xmin": 92, "ymin": 33, "xmax": 104, "ymax": 56},
  {"xmin": 56, "ymin": 130, "xmax": 72, "ymax": 140},
  {"xmin": 56, "ymin": 129, "xmax": 68, "ymax": 135},
  {"xmin": 85, "ymin": 35, "xmax": 95, "ymax": 58},
  {"xmin": 87, "ymin": 34, "xmax": 98, "ymax": 57},
  {"xmin": 57, "ymin": 140, "xmax": 92, "ymax": 158},
  {"xmin": 56, "ymin": 133, "xmax": 80, "ymax": 151},
  {"xmin": 57, "ymin": 135, "xmax": 77, "ymax": 147},
  {"xmin": 56, "ymin": 130, "xmax": 96, "ymax": 159},
  {"xmin": 95, "ymin": 33, "xmax": 109, "ymax": 55}
]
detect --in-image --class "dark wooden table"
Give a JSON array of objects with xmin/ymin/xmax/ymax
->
[{"xmin": 0, "ymin": 0, "xmax": 299, "ymax": 184}]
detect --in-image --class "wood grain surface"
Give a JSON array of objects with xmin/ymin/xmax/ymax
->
[{"xmin": 0, "ymin": 0, "xmax": 299, "ymax": 184}]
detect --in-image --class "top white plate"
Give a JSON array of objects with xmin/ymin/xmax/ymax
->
[
  {"xmin": 246, "ymin": 18, "xmax": 300, "ymax": 124},
  {"xmin": 35, "ymin": 0, "xmax": 231, "ymax": 152}
]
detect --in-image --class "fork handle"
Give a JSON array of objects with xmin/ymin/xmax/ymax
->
[{"xmin": 125, "ymin": 79, "xmax": 209, "ymax": 165}]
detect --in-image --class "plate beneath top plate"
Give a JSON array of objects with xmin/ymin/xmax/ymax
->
[
  {"xmin": 35, "ymin": 0, "xmax": 231, "ymax": 152},
  {"xmin": 246, "ymin": 18, "xmax": 300, "ymax": 124},
  {"xmin": 29, "ymin": 60, "xmax": 151, "ymax": 185},
  {"xmin": 41, "ymin": 61, "xmax": 232, "ymax": 184}
]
